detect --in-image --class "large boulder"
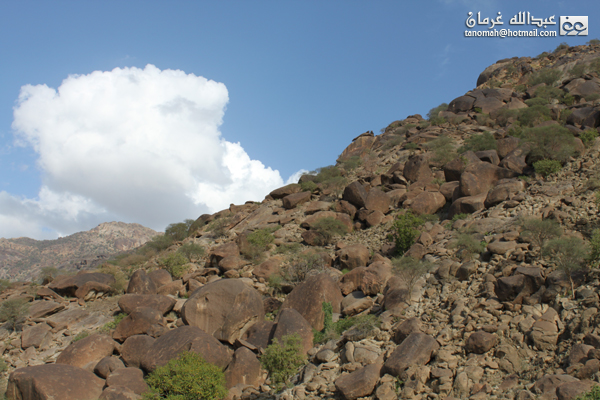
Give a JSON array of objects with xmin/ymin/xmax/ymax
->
[
  {"xmin": 337, "ymin": 244, "xmax": 370, "ymax": 271},
  {"xmin": 365, "ymin": 188, "xmax": 391, "ymax": 214},
  {"xmin": 338, "ymin": 133, "xmax": 376, "ymax": 160},
  {"xmin": 112, "ymin": 307, "xmax": 166, "ymax": 342},
  {"xmin": 448, "ymin": 95, "xmax": 475, "ymax": 113},
  {"xmin": 300, "ymin": 211, "xmax": 353, "ymax": 232},
  {"xmin": 7, "ymin": 364, "xmax": 105, "ymax": 400},
  {"xmin": 282, "ymin": 191, "xmax": 312, "ymax": 210},
  {"xmin": 382, "ymin": 332, "xmax": 439, "ymax": 377},
  {"xmin": 118, "ymin": 294, "xmax": 176, "ymax": 315},
  {"xmin": 443, "ymin": 151, "xmax": 481, "ymax": 182},
  {"xmin": 403, "ymin": 154, "xmax": 432, "ymax": 183},
  {"xmin": 182, "ymin": 279, "xmax": 264, "ymax": 344},
  {"xmin": 21, "ymin": 323, "xmax": 51, "ymax": 349},
  {"xmin": 335, "ymin": 362, "xmax": 383, "ymax": 400},
  {"xmin": 224, "ymin": 347, "xmax": 263, "ymax": 389},
  {"xmin": 447, "ymin": 192, "xmax": 487, "ymax": 218},
  {"xmin": 121, "ymin": 335, "xmax": 155, "ymax": 368},
  {"xmin": 460, "ymin": 162, "xmax": 519, "ymax": 197},
  {"xmin": 465, "ymin": 331, "xmax": 497, "ymax": 354},
  {"xmin": 105, "ymin": 367, "xmax": 149, "ymax": 396},
  {"xmin": 48, "ymin": 272, "xmax": 115, "ymax": 297},
  {"xmin": 342, "ymin": 182, "xmax": 368, "ymax": 209},
  {"xmin": 272, "ymin": 308, "xmax": 314, "ymax": 355},
  {"xmin": 408, "ymin": 191, "xmax": 446, "ymax": 215},
  {"xmin": 141, "ymin": 326, "xmax": 231, "ymax": 373},
  {"xmin": 280, "ymin": 273, "xmax": 343, "ymax": 331},
  {"xmin": 126, "ymin": 269, "xmax": 156, "ymax": 294},
  {"xmin": 269, "ymin": 184, "xmax": 301, "ymax": 199},
  {"xmin": 56, "ymin": 334, "xmax": 117, "ymax": 372}
]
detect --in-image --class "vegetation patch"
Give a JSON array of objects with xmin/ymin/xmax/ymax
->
[
  {"xmin": 261, "ymin": 333, "xmax": 305, "ymax": 391},
  {"xmin": 388, "ymin": 212, "xmax": 426, "ymax": 255},
  {"xmin": 159, "ymin": 252, "xmax": 189, "ymax": 278},
  {"xmin": 533, "ymin": 159, "xmax": 562, "ymax": 177}
]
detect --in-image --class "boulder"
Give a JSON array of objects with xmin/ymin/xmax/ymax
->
[
  {"xmin": 300, "ymin": 211, "xmax": 354, "ymax": 232},
  {"xmin": 74, "ymin": 281, "xmax": 113, "ymax": 301},
  {"xmin": 28, "ymin": 300, "xmax": 65, "ymax": 319},
  {"xmin": 408, "ymin": 191, "xmax": 446, "ymax": 215},
  {"xmin": 465, "ymin": 331, "xmax": 497, "ymax": 354},
  {"xmin": 126, "ymin": 269, "xmax": 156, "ymax": 294},
  {"xmin": 360, "ymin": 262, "xmax": 393, "ymax": 296},
  {"xmin": 335, "ymin": 362, "xmax": 383, "ymax": 400},
  {"xmin": 48, "ymin": 272, "xmax": 115, "ymax": 297},
  {"xmin": 21, "ymin": 323, "xmax": 51, "ymax": 349},
  {"xmin": 208, "ymin": 242, "xmax": 240, "ymax": 269},
  {"xmin": 447, "ymin": 192, "xmax": 487, "ymax": 219},
  {"xmin": 94, "ymin": 356, "xmax": 125, "ymax": 379},
  {"xmin": 105, "ymin": 367, "xmax": 148, "ymax": 396},
  {"xmin": 556, "ymin": 380, "xmax": 596, "ymax": 400},
  {"xmin": 56, "ymin": 333, "xmax": 117, "ymax": 372},
  {"xmin": 338, "ymin": 244, "xmax": 370, "ymax": 271},
  {"xmin": 341, "ymin": 292, "xmax": 374, "ymax": 316},
  {"xmin": 393, "ymin": 317, "xmax": 422, "ymax": 344},
  {"xmin": 496, "ymin": 136, "xmax": 520, "ymax": 159},
  {"xmin": 475, "ymin": 149, "xmax": 500, "ymax": 165},
  {"xmin": 7, "ymin": 364, "xmax": 105, "ymax": 400},
  {"xmin": 460, "ymin": 162, "xmax": 518, "ymax": 197},
  {"xmin": 147, "ymin": 269, "xmax": 172, "ymax": 288},
  {"xmin": 242, "ymin": 320, "xmax": 276, "ymax": 351},
  {"xmin": 403, "ymin": 154, "xmax": 432, "ymax": 182},
  {"xmin": 280, "ymin": 273, "xmax": 343, "ymax": 331},
  {"xmin": 224, "ymin": 347, "xmax": 262, "ymax": 389},
  {"xmin": 440, "ymin": 181, "xmax": 460, "ymax": 201},
  {"xmin": 448, "ymin": 95, "xmax": 475, "ymax": 113},
  {"xmin": 338, "ymin": 134, "xmax": 376, "ymax": 160},
  {"xmin": 253, "ymin": 256, "xmax": 284, "ymax": 281},
  {"xmin": 99, "ymin": 386, "xmax": 142, "ymax": 400},
  {"xmin": 474, "ymin": 96, "xmax": 504, "ymax": 114},
  {"xmin": 118, "ymin": 294, "xmax": 176, "ymax": 315},
  {"xmin": 282, "ymin": 191, "xmax": 312, "ymax": 210},
  {"xmin": 269, "ymin": 184, "xmax": 301, "ymax": 199},
  {"xmin": 484, "ymin": 179, "xmax": 525, "ymax": 207},
  {"xmin": 182, "ymin": 279, "xmax": 264, "ymax": 344},
  {"xmin": 365, "ymin": 188, "xmax": 391, "ymax": 214},
  {"xmin": 121, "ymin": 335, "xmax": 155, "ymax": 368},
  {"xmin": 140, "ymin": 325, "xmax": 231, "ymax": 373},
  {"xmin": 382, "ymin": 332, "xmax": 439, "ymax": 376},
  {"xmin": 112, "ymin": 307, "xmax": 166, "ymax": 342},
  {"xmin": 342, "ymin": 181, "xmax": 368, "ymax": 209}
]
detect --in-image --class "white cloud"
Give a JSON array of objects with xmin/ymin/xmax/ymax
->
[{"xmin": 3, "ymin": 64, "xmax": 288, "ymax": 239}]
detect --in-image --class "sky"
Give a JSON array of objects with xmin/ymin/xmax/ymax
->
[{"xmin": 0, "ymin": 1, "xmax": 598, "ymax": 240}]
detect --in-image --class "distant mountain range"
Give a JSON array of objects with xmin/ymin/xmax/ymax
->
[{"xmin": 0, "ymin": 222, "xmax": 159, "ymax": 281}]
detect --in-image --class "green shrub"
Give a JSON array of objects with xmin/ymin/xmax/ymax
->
[
  {"xmin": 0, "ymin": 299, "xmax": 29, "ymax": 331},
  {"xmin": 495, "ymin": 109, "xmax": 520, "ymax": 127},
  {"xmin": 426, "ymin": 136, "xmax": 457, "ymax": 165},
  {"xmin": 310, "ymin": 217, "xmax": 348, "ymax": 245},
  {"xmin": 97, "ymin": 263, "xmax": 128, "ymax": 294},
  {"xmin": 533, "ymin": 159, "xmax": 562, "ymax": 177},
  {"xmin": 519, "ymin": 217, "xmax": 563, "ymax": 248},
  {"xmin": 524, "ymin": 97, "xmax": 549, "ymax": 107},
  {"xmin": 589, "ymin": 229, "xmax": 600, "ymax": 265},
  {"xmin": 521, "ymin": 126, "xmax": 577, "ymax": 163},
  {"xmin": 517, "ymin": 105, "xmax": 551, "ymax": 127},
  {"xmin": 391, "ymin": 257, "xmax": 432, "ymax": 300},
  {"xmin": 428, "ymin": 103, "xmax": 449, "ymax": 125},
  {"xmin": 177, "ymin": 243, "xmax": 205, "ymax": 262},
  {"xmin": 587, "ymin": 39, "xmax": 600, "ymax": 46},
  {"xmin": 575, "ymin": 384, "xmax": 600, "ymax": 400},
  {"xmin": 340, "ymin": 156, "xmax": 361, "ymax": 171},
  {"xmin": 300, "ymin": 180, "xmax": 317, "ymax": 192},
  {"xmin": 99, "ymin": 313, "xmax": 127, "ymax": 333},
  {"xmin": 143, "ymin": 351, "xmax": 227, "ymax": 400},
  {"xmin": 542, "ymin": 237, "xmax": 589, "ymax": 296},
  {"xmin": 242, "ymin": 228, "xmax": 276, "ymax": 261},
  {"xmin": 273, "ymin": 242, "xmax": 302, "ymax": 255},
  {"xmin": 165, "ymin": 220, "xmax": 195, "ymax": 242},
  {"xmin": 0, "ymin": 280, "xmax": 11, "ymax": 294},
  {"xmin": 534, "ymin": 86, "xmax": 565, "ymax": 102},
  {"xmin": 458, "ymin": 131, "xmax": 497, "ymax": 153},
  {"xmin": 160, "ymin": 253, "xmax": 189, "ymax": 278},
  {"xmin": 205, "ymin": 216, "xmax": 232, "ymax": 238},
  {"xmin": 554, "ymin": 42, "xmax": 569, "ymax": 53},
  {"xmin": 281, "ymin": 252, "xmax": 326, "ymax": 285},
  {"xmin": 312, "ymin": 301, "xmax": 335, "ymax": 344},
  {"xmin": 71, "ymin": 331, "xmax": 89, "ymax": 343},
  {"xmin": 529, "ymin": 69, "xmax": 562, "ymax": 86},
  {"xmin": 261, "ymin": 334, "xmax": 305, "ymax": 391},
  {"xmin": 569, "ymin": 64, "xmax": 587, "ymax": 78},
  {"xmin": 0, "ymin": 358, "xmax": 7, "ymax": 373},
  {"xmin": 146, "ymin": 234, "xmax": 174, "ymax": 252},
  {"xmin": 381, "ymin": 135, "xmax": 405, "ymax": 151},
  {"xmin": 451, "ymin": 233, "xmax": 486, "ymax": 260},
  {"xmin": 388, "ymin": 212, "xmax": 425, "ymax": 255},
  {"xmin": 451, "ymin": 213, "xmax": 469, "ymax": 222},
  {"xmin": 580, "ymin": 129, "xmax": 599, "ymax": 147}
]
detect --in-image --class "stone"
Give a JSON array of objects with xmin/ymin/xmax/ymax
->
[
  {"xmin": 56, "ymin": 333, "xmax": 117, "ymax": 372},
  {"xmin": 224, "ymin": 347, "xmax": 262, "ymax": 389},
  {"xmin": 465, "ymin": 331, "xmax": 497, "ymax": 354},
  {"xmin": 27, "ymin": 300, "xmax": 65, "ymax": 319},
  {"xmin": 280, "ymin": 273, "xmax": 343, "ymax": 331},
  {"xmin": 393, "ymin": 317, "xmax": 422, "ymax": 344},
  {"xmin": 403, "ymin": 154, "xmax": 432, "ymax": 182},
  {"xmin": 272, "ymin": 308, "xmax": 314, "ymax": 355},
  {"xmin": 496, "ymin": 137, "xmax": 520, "ymax": 159},
  {"xmin": 383, "ymin": 332, "xmax": 439, "ymax": 377},
  {"xmin": 140, "ymin": 325, "xmax": 231, "ymax": 373},
  {"xmin": 208, "ymin": 242, "xmax": 240, "ymax": 269},
  {"xmin": 448, "ymin": 95, "xmax": 475, "ymax": 113},
  {"xmin": 113, "ymin": 307, "xmax": 166, "ymax": 342},
  {"xmin": 147, "ymin": 269, "xmax": 172, "ymax": 288},
  {"xmin": 7, "ymin": 364, "xmax": 105, "ymax": 400},
  {"xmin": 99, "ymin": 386, "xmax": 141, "ymax": 400},
  {"xmin": 335, "ymin": 362, "xmax": 382, "ymax": 400},
  {"xmin": 126, "ymin": 269, "xmax": 157, "ymax": 294},
  {"xmin": 21, "ymin": 323, "xmax": 51, "ymax": 349},
  {"xmin": 440, "ymin": 181, "xmax": 460, "ymax": 201},
  {"xmin": 556, "ymin": 380, "xmax": 596, "ymax": 400},
  {"xmin": 343, "ymin": 181, "xmax": 368, "ymax": 209},
  {"xmin": 447, "ymin": 193, "xmax": 487, "ymax": 219},
  {"xmin": 460, "ymin": 162, "xmax": 518, "ymax": 197},
  {"xmin": 121, "ymin": 335, "xmax": 155, "ymax": 368},
  {"xmin": 242, "ymin": 320, "xmax": 276, "ymax": 351},
  {"xmin": 533, "ymin": 374, "xmax": 579, "ymax": 397},
  {"xmin": 45, "ymin": 308, "xmax": 90, "ymax": 331},
  {"xmin": 118, "ymin": 294, "xmax": 176, "ymax": 315},
  {"xmin": 300, "ymin": 211, "xmax": 353, "ymax": 232},
  {"xmin": 474, "ymin": 97, "xmax": 505, "ymax": 114},
  {"xmin": 443, "ymin": 151, "xmax": 481, "ymax": 182},
  {"xmin": 253, "ymin": 256, "xmax": 284, "ymax": 281},
  {"xmin": 338, "ymin": 244, "xmax": 370, "ymax": 271},
  {"xmin": 341, "ymin": 292, "xmax": 374, "ymax": 316},
  {"xmin": 487, "ymin": 241, "xmax": 518, "ymax": 255},
  {"xmin": 269, "ymin": 184, "xmax": 301, "ymax": 199},
  {"xmin": 360, "ymin": 262, "xmax": 392, "ymax": 296},
  {"xmin": 484, "ymin": 179, "xmax": 525, "ymax": 207},
  {"xmin": 182, "ymin": 278, "xmax": 264, "ymax": 345},
  {"xmin": 408, "ymin": 192, "xmax": 446, "ymax": 215},
  {"xmin": 365, "ymin": 188, "xmax": 391, "ymax": 214},
  {"xmin": 94, "ymin": 356, "xmax": 126, "ymax": 379},
  {"xmin": 48, "ymin": 272, "xmax": 115, "ymax": 297},
  {"xmin": 282, "ymin": 191, "xmax": 312, "ymax": 210},
  {"xmin": 106, "ymin": 367, "xmax": 148, "ymax": 395}
]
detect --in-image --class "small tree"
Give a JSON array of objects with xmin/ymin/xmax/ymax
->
[
  {"xmin": 260, "ymin": 333, "xmax": 305, "ymax": 391},
  {"xmin": 143, "ymin": 351, "xmax": 227, "ymax": 400},
  {"xmin": 542, "ymin": 237, "xmax": 590, "ymax": 297},
  {"xmin": 281, "ymin": 252, "xmax": 326, "ymax": 285},
  {"xmin": 518, "ymin": 217, "xmax": 563, "ymax": 248},
  {"xmin": 391, "ymin": 256, "xmax": 432, "ymax": 304},
  {"xmin": 458, "ymin": 131, "xmax": 497, "ymax": 153},
  {"xmin": 0, "ymin": 298, "xmax": 30, "ymax": 331},
  {"xmin": 177, "ymin": 243, "xmax": 206, "ymax": 263},
  {"xmin": 160, "ymin": 252, "xmax": 189, "ymax": 278},
  {"xmin": 388, "ymin": 212, "xmax": 425, "ymax": 255},
  {"xmin": 310, "ymin": 217, "xmax": 349, "ymax": 245}
]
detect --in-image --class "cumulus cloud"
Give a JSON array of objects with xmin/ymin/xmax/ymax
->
[{"xmin": 2, "ymin": 64, "xmax": 289, "ymax": 239}]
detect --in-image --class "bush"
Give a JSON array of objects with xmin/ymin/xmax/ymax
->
[
  {"xmin": 451, "ymin": 213, "xmax": 469, "ymax": 222},
  {"xmin": 0, "ymin": 280, "xmax": 11, "ymax": 294},
  {"xmin": 99, "ymin": 313, "xmax": 127, "ymax": 333},
  {"xmin": 428, "ymin": 103, "xmax": 449, "ymax": 126},
  {"xmin": 581, "ymin": 129, "xmax": 599, "ymax": 147},
  {"xmin": 575, "ymin": 384, "xmax": 600, "ymax": 400},
  {"xmin": 146, "ymin": 234, "xmax": 174, "ymax": 252},
  {"xmin": 300, "ymin": 180, "xmax": 317, "ymax": 192},
  {"xmin": 517, "ymin": 105, "xmax": 551, "ymax": 127},
  {"xmin": 165, "ymin": 220, "xmax": 195, "ymax": 242},
  {"xmin": 177, "ymin": 243, "xmax": 205, "ymax": 262},
  {"xmin": 495, "ymin": 109, "xmax": 520, "ymax": 127},
  {"xmin": 260, "ymin": 333, "xmax": 305, "ymax": 391},
  {"xmin": 426, "ymin": 136, "xmax": 457, "ymax": 165},
  {"xmin": 533, "ymin": 159, "xmax": 562, "ymax": 177},
  {"xmin": 340, "ymin": 156, "xmax": 361, "ymax": 171},
  {"xmin": 388, "ymin": 212, "xmax": 425, "ymax": 255},
  {"xmin": 519, "ymin": 217, "xmax": 563, "ymax": 248},
  {"xmin": 533, "ymin": 86, "xmax": 565, "ymax": 102},
  {"xmin": 0, "ymin": 358, "xmax": 7, "ymax": 373},
  {"xmin": 38, "ymin": 267, "xmax": 59, "ymax": 285},
  {"xmin": 521, "ymin": 126, "xmax": 577, "ymax": 163},
  {"xmin": 160, "ymin": 252, "xmax": 189, "ymax": 278},
  {"xmin": 587, "ymin": 39, "xmax": 600, "ymax": 46},
  {"xmin": 451, "ymin": 233, "xmax": 486, "ymax": 260},
  {"xmin": 524, "ymin": 97, "xmax": 549, "ymax": 107},
  {"xmin": 589, "ymin": 229, "xmax": 600, "ymax": 265},
  {"xmin": 529, "ymin": 69, "xmax": 562, "ymax": 86},
  {"xmin": 272, "ymin": 242, "xmax": 302, "ymax": 255},
  {"xmin": 392, "ymin": 257, "xmax": 432, "ymax": 301},
  {"xmin": 554, "ymin": 42, "xmax": 569, "ymax": 53},
  {"xmin": 281, "ymin": 252, "xmax": 326, "ymax": 285},
  {"xmin": 71, "ymin": 331, "xmax": 89, "ymax": 343},
  {"xmin": 242, "ymin": 228, "xmax": 276, "ymax": 261},
  {"xmin": 458, "ymin": 132, "xmax": 497, "ymax": 153},
  {"xmin": 205, "ymin": 216, "xmax": 232, "ymax": 238},
  {"xmin": 310, "ymin": 217, "xmax": 348, "ymax": 245},
  {"xmin": 542, "ymin": 237, "xmax": 589, "ymax": 295},
  {"xmin": 569, "ymin": 64, "xmax": 587, "ymax": 78},
  {"xmin": 143, "ymin": 351, "xmax": 227, "ymax": 400},
  {"xmin": 97, "ymin": 263, "xmax": 128, "ymax": 294},
  {"xmin": 0, "ymin": 299, "xmax": 29, "ymax": 331}
]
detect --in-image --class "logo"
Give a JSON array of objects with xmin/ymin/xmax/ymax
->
[{"xmin": 560, "ymin": 16, "xmax": 588, "ymax": 36}]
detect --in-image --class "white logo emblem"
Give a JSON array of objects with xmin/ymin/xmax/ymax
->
[{"xmin": 560, "ymin": 16, "xmax": 588, "ymax": 36}]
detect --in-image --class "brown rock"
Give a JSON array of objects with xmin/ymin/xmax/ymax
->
[
  {"xmin": 121, "ymin": 335, "xmax": 155, "ymax": 368},
  {"xmin": 360, "ymin": 262, "xmax": 392, "ymax": 296},
  {"xmin": 141, "ymin": 325, "xmax": 231, "ymax": 373},
  {"xmin": 182, "ymin": 278, "xmax": 264, "ymax": 344},
  {"xmin": 280, "ymin": 273, "xmax": 343, "ymax": 331},
  {"xmin": 300, "ymin": 211, "xmax": 353, "ymax": 232},
  {"xmin": 383, "ymin": 276, "xmax": 410, "ymax": 311},
  {"xmin": 75, "ymin": 281, "xmax": 113, "ymax": 300},
  {"xmin": 147, "ymin": 269, "xmax": 172, "ymax": 288},
  {"xmin": 272, "ymin": 308, "xmax": 314, "ymax": 355},
  {"xmin": 269, "ymin": 184, "xmax": 301, "ymax": 199},
  {"xmin": 335, "ymin": 362, "xmax": 383, "ymax": 400},
  {"xmin": 408, "ymin": 191, "xmax": 446, "ymax": 215},
  {"xmin": 94, "ymin": 356, "xmax": 125, "ymax": 379},
  {"xmin": 440, "ymin": 181, "xmax": 460, "ymax": 201},
  {"xmin": 7, "ymin": 364, "xmax": 105, "ymax": 400},
  {"xmin": 99, "ymin": 386, "xmax": 141, "ymax": 400},
  {"xmin": 225, "ymin": 347, "xmax": 262, "ymax": 389},
  {"xmin": 282, "ymin": 191, "xmax": 312, "ymax": 209},
  {"xmin": 338, "ymin": 244, "xmax": 370, "ymax": 271},
  {"xmin": 485, "ymin": 179, "xmax": 525, "ymax": 207},
  {"xmin": 253, "ymin": 256, "xmax": 284, "ymax": 281},
  {"xmin": 443, "ymin": 151, "xmax": 481, "ymax": 182},
  {"xmin": 448, "ymin": 95, "xmax": 475, "ymax": 113},
  {"xmin": 126, "ymin": 269, "xmax": 157, "ymax": 295},
  {"xmin": 403, "ymin": 154, "xmax": 432, "ymax": 183},
  {"xmin": 106, "ymin": 367, "xmax": 148, "ymax": 395},
  {"xmin": 447, "ymin": 192, "xmax": 487, "ymax": 219},
  {"xmin": 475, "ymin": 149, "xmax": 500, "ymax": 165},
  {"xmin": 48, "ymin": 272, "xmax": 116, "ymax": 297},
  {"xmin": 338, "ymin": 134, "xmax": 376, "ymax": 160},
  {"xmin": 45, "ymin": 308, "xmax": 89, "ymax": 330},
  {"xmin": 393, "ymin": 317, "xmax": 422, "ymax": 344},
  {"xmin": 460, "ymin": 162, "xmax": 519, "ymax": 197},
  {"xmin": 533, "ymin": 374, "xmax": 579, "ymax": 397},
  {"xmin": 341, "ymin": 292, "xmax": 374, "ymax": 316},
  {"xmin": 118, "ymin": 294, "xmax": 176, "ymax": 315},
  {"xmin": 21, "ymin": 323, "xmax": 51, "ymax": 349},
  {"xmin": 364, "ymin": 210, "xmax": 385, "ymax": 227},
  {"xmin": 113, "ymin": 307, "xmax": 166, "ymax": 342},
  {"xmin": 338, "ymin": 267, "xmax": 367, "ymax": 296},
  {"xmin": 242, "ymin": 320, "xmax": 275, "ymax": 351},
  {"xmin": 28, "ymin": 300, "xmax": 65, "ymax": 319},
  {"xmin": 497, "ymin": 136, "xmax": 520, "ymax": 158},
  {"xmin": 209, "ymin": 242, "xmax": 240, "ymax": 269},
  {"xmin": 56, "ymin": 334, "xmax": 117, "ymax": 372},
  {"xmin": 556, "ymin": 380, "xmax": 596, "ymax": 400},
  {"xmin": 335, "ymin": 200, "xmax": 358, "ymax": 219},
  {"xmin": 342, "ymin": 181, "xmax": 368, "ymax": 209},
  {"xmin": 465, "ymin": 331, "xmax": 497, "ymax": 354},
  {"xmin": 365, "ymin": 188, "xmax": 391, "ymax": 214},
  {"xmin": 382, "ymin": 332, "xmax": 439, "ymax": 376}
]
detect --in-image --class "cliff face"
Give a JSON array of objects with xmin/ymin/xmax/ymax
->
[{"xmin": 0, "ymin": 222, "xmax": 158, "ymax": 281}]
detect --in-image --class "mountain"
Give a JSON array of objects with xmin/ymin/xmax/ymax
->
[
  {"xmin": 0, "ymin": 222, "xmax": 159, "ymax": 282},
  {"xmin": 3, "ymin": 41, "xmax": 600, "ymax": 399}
]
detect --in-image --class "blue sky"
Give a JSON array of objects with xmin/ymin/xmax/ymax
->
[{"xmin": 0, "ymin": 1, "xmax": 598, "ymax": 239}]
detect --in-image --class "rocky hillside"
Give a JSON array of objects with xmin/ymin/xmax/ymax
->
[
  {"xmin": 0, "ymin": 222, "xmax": 159, "ymax": 282},
  {"xmin": 2, "ymin": 41, "xmax": 600, "ymax": 400}
]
